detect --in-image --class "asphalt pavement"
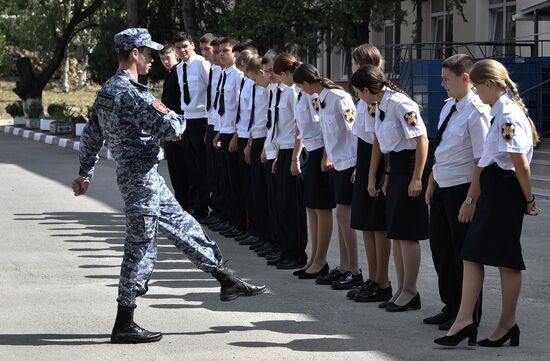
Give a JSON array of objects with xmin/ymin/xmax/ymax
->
[{"xmin": 1, "ymin": 131, "xmax": 549, "ymax": 361}]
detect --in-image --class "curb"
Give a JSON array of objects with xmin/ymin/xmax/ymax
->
[{"xmin": 1, "ymin": 125, "xmax": 112, "ymax": 159}]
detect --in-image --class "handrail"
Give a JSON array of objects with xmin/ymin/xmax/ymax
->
[{"xmin": 520, "ymin": 77, "xmax": 550, "ymax": 95}]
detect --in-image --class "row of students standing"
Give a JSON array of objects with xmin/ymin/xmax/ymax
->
[{"xmin": 160, "ymin": 34, "xmax": 540, "ymax": 348}]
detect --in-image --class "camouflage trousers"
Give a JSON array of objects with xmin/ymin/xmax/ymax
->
[{"xmin": 116, "ymin": 164, "xmax": 222, "ymax": 307}]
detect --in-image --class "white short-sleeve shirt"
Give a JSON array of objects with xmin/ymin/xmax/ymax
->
[
  {"xmin": 263, "ymin": 83, "xmax": 279, "ymax": 160},
  {"xmin": 478, "ymin": 92, "xmax": 533, "ymax": 170},
  {"xmin": 318, "ymin": 87, "xmax": 358, "ymax": 170},
  {"xmin": 248, "ymin": 84, "xmax": 269, "ymax": 139},
  {"xmin": 433, "ymin": 91, "xmax": 491, "ymax": 187},
  {"xmin": 176, "ymin": 53, "xmax": 210, "ymax": 120},
  {"xmin": 273, "ymin": 83, "xmax": 298, "ymax": 149},
  {"xmin": 374, "ymin": 89, "xmax": 427, "ymax": 153},
  {"xmin": 352, "ymin": 100, "xmax": 375, "ymax": 144},
  {"xmin": 218, "ymin": 65, "xmax": 244, "ymax": 134},
  {"xmin": 295, "ymin": 91, "xmax": 323, "ymax": 152},
  {"xmin": 236, "ymin": 77, "xmax": 255, "ymax": 138}
]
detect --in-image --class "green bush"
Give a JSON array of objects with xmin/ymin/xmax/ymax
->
[
  {"xmin": 47, "ymin": 103, "xmax": 66, "ymax": 118},
  {"xmin": 26, "ymin": 101, "xmax": 43, "ymax": 119},
  {"xmin": 5, "ymin": 101, "xmax": 24, "ymax": 117}
]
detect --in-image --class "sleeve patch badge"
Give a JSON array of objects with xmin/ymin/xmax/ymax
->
[
  {"xmin": 152, "ymin": 99, "xmax": 169, "ymax": 115},
  {"xmin": 502, "ymin": 122, "xmax": 515, "ymax": 141},
  {"xmin": 343, "ymin": 109, "xmax": 355, "ymax": 123},
  {"xmin": 96, "ymin": 92, "xmax": 115, "ymax": 111},
  {"xmin": 312, "ymin": 98, "xmax": 320, "ymax": 112},
  {"xmin": 404, "ymin": 111, "xmax": 418, "ymax": 127},
  {"xmin": 368, "ymin": 103, "xmax": 376, "ymax": 117}
]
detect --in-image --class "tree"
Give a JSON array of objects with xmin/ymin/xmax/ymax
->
[{"xmin": 3, "ymin": 0, "xmax": 104, "ymax": 111}]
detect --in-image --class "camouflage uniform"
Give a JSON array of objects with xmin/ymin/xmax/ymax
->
[{"xmin": 78, "ymin": 29, "xmax": 222, "ymax": 308}]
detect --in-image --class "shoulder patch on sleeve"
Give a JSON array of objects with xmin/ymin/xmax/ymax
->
[
  {"xmin": 152, "ymin": 99, "xmax": 169, "ymax": 114},
  {"xmin": 501, "ymin": 122, "xmax": 515, "ymax": 141},
  {"xmin": 404, "ymin": 111, "xmax": 418, "ymax": 127},
  {"xmin": 343, "ymin": 108, "xmax": 355, "ymax": 123},
  {"xmin": 312, "ymin": 98, "xmax": 320, "ymax": 112},
  {"xmin": 96, "ymin": 92, "xmax": 115, "ymax": 111}
]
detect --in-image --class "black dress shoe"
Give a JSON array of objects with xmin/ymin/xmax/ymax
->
[
  {"xmin": 250, "ymin": 241, "xmax": 268, "ymax": 251},
  {"xmin": 211, "ymin": 266, "xmax": 267, "ymax": 301},
  {"xmin": 111, "ymin": 306, "xmax": 162, "ymax": 344},
  {"xmin": 379, "ymin": 301, "xmax": 393, "ymax": 309},
  {"xmin": 276, "ymin": 259, "xmax": 306, "ymax": 270},
  {"xmin": 331, "ymin": 271, "xmax": 364, "ymax": 290},
  {"xmin": 265, "ymin": 252, "xmax": 281, "ymax": 261},
  {"xmin": 434, "ymin": 323, "xmax": 478, "ymax": 347},
  {"xmin": 385, "ymin": 293, "xmax": 421, "ymax": 312},
  {"xmin": 424, "ymin": 312, "xmax": 452, "ymax": 325},
  {"xmin": 238, "ymin": 236, "xmax": 259, "ymax": 245},
  {"xmin": 299, "ymin": 263, "xmax": 329, "ymax": 279},
  {"xmin": 257, "ymin": 248, "xmax": 274, "ymax": 257},
  {"xmin": 234, "ymin": 232, "xmax": 251, "ymax": 241},
  {"xmin": 315, "ymin": 268, "xmax": 342, "ymax": 285},
  {"xmin": 210, "ymin": 222, "xmax": 231, "ymax": 232},
  {"xmin": 439, "ymin": 318, "xmax": 456, "ymax": 331},
  {"xmin": 346, "ymin": 279, "xmax": 374, "ymax": 299},
  {"xmin": 478, "ymin": 324, "xmax": 520, "ymax": 347},
  {"xmin": 354, "ymin": 285, "xmax": 393, "ymax": 302},
  {"xmin": 222, "ymin": 228, "xmax": 242, "ymax": 237},
  {"xmin": 293, "ymin": 269, "xmax": 306, "ymax": 276},
  {"xmin": 267, "ymin": 256, "xmax": 284, "ymax": 266},
  {"xmin": 254, "ymin": 243, "xmax": 273, "ymax": 253}
]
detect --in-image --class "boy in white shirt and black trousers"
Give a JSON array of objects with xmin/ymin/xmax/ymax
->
[
  {"xmin": 174, "ymin": 32, "xmax": 210, "ymax": 220},
  {"xmin": 424, "ymin": 54, "xmax": 488, "ymax": 331}
]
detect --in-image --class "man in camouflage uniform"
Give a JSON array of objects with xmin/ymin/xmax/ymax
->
[{"xmin": 72, "ymin": 28, "xmax": 266, "ymax": 345}]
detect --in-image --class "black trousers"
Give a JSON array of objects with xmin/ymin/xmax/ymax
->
[
  {"xmin": 266, "ymin": 158, "xmax": 282, "ymax": 248},
  {"xmin": 164, "ymin": 138, "xmax": 191, "ymax": 210},
  {"xmin": 184, "ymin": 119, "xmax": 209, "ymax": 218},
  {"xmin": 274, "ymin": 149, "xmax": 308, "ymax": 263},
  {"xmin": 430, "ymin": 183, "xmax": 482, "ymax": 322},
  {"xmin": 205, "ymin": 125, "xmax": 224, "ymax": 217},
  {"xmin": 220, "ymin": 133, "xmax": 245, "ymax": 230},
  {"xmin": 249, "ymin": 137, "xmax": 271, "ymax": 242},
  {"xmin": 237, "ymin": 138, "xmax": 253, "ymax": 231}
]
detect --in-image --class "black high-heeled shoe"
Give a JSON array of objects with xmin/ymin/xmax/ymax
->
[
  {"xmin": 385, "ymin": 293, "xmax": 421, "ymax": 312},
  {"xmin": 434, "ymin": 323, "xmax": 478, "ymax": 347},
  {"xmin": 478, "ymin": 325, "xmax": 520, "ymax": 347},
  {"xmin": 299, "ymin": 263, "xmax": 329, "ymax": 279}
]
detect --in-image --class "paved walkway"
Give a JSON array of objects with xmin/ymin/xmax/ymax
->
[{"xmin": 1, "ymin": 131, "xmax": 549, "ymax": 361}]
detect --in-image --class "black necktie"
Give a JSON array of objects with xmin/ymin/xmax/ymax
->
[
  {"xmin": 297, "ymin": 91, "xmax": 302, "ymax": 102},
  {"xmin": 490, "ymin": 116, "xmax": 495, "ymax": 126},
  {"xmin": 182, "ymin": 63, "xmax": 190, "ymax": 105},
  {"xmin": 379, "ymin": 109, "xmax": 385, "ymax": 122},
  {"xmin": 235, "ymin": 78, "xmax": 246, "ymax": 124},
  {"xmin": 434, "ymin": 104, "xmax": 457, "ymax": 150},
  {"xmin": 266, "ymin": 89, "xmax": 274, "ymax": 129},
  {"xmin": 206, "ymin": 67, "xmax": 213, "ymax": 110},
  {"xmin": 218, "ymin": 71, "xmax": 227, "ymax": 116},
  {"xmin": 271, "ymin": 87, "xmax": 282, "ymax": 141},
  {"xmin": 213, "ymin": 71, "xmax": 224, "ymax": 110},
  {"xmin": 248, "ymin": 84, "xmax": 256, "ymax": 131}
]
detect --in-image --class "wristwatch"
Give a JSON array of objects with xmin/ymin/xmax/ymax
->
[{"xmin": 465, "ymin": 196, "xmax": 476, "ymax": 205}]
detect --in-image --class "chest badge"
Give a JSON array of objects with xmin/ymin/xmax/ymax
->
[
  {"xmin": 368, "ymin": 103, "xmax": 376, "ymax": 117},
  {"xmin": 343, "ymin": 109, "xmax": 355, "ymax": 123},
  {"xmin": 404, "ymin": 111, "xmax": 418, "ymax": 127},
  {"xmin": 501, "ymin": 122, "xmax": 515, "ymax": 141},
  {"xmin": 152, "ymin": 99, "xmax": 169, "ymax": 114},
  {"xmin": 312, "ymin": 98, "xmax": 320, "ymax": 112}
]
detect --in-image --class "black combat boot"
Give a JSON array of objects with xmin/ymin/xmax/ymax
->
[
  {"xmin": 211, "ymin": 266, "xmax": 267, "ymax": 301},
  {"xmin": 110, "ymin": 305, "xmax": 163, "ymax": 344}
]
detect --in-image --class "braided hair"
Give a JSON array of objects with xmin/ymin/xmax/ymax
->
[
  {"xmin": 293, "ymin": 63, "xmax": 344, "ymax": 90},
  {"xmin": 470, "ymin": 59, "xmax": 540, "ymax": 144}
]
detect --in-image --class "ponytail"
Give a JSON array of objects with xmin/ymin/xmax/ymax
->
[
  {"xmin": 320, "ymin": 78, "xmax": 344, "ymax": 91},
  {"xmin": 506, "ymin": 79, "xmax": 540, "ymax": 145}
]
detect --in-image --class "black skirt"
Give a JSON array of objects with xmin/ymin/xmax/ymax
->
[
  {"xmin": 461, "ymin": 163, "xmax": 526, "ymax": 270},
  {"xmin": 302, "ymin": 147, "xmax": 336, "ymax": 209},
  {"xmin": 351, "ymin": 139, "xmax": 386, "ymax": 231},
  {"xmin": 331, "ymin": 167, "xmax": 355, "ymax": 205},
  {"xmin": 386, "ymin": 149, "xmax": 429, "ymax": 241}
]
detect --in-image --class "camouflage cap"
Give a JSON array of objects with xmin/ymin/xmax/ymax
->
[{"xmin": 114, "ymin": 28, "xmax": 164, "ymax": 53}]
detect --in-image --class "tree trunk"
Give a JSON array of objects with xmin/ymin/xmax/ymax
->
[
  {"xmin": 78, "ymin": 54, "xmax": 88, "ymax": 88},
  {"xmin": 62, "ymin": 52, "xmax": 70, "ymax": 93},
  {"xmin": 126, "ymin": 0, "xmax": 139, "ymax": 27},
  {"xmin": 181, "ymin": 0, "xmax": 199, "ymax": 39}
]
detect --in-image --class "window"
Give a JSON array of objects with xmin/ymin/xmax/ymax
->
[
  {"xmin": 304, "ymin": 46, "xmax": 318, "ymax": 69},
  {"xmin": 340, "ymin": 48, "xmax": 348, "ymax": 80},
  {"xmin": 431, "ymin": 1, "xmax": 454, "ymax": 58},
  {"xmin": 489, "ymin": 0, "xmax": 516, "ymax": 56}
]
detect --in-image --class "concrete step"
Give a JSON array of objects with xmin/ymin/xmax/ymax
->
[
  {"xmin": 532, "ymin": 175, "xmax": 550, "ymax": 198},
  {"xmin": 531, "ymin": 159, "xmax": 550, "ymax": 177}
]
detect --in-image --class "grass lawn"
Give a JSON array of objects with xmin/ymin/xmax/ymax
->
[{"xmin": 0, "ymin": 80, "xmax": 99, "ymax": 120}]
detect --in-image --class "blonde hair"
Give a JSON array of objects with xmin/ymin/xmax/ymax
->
[
  {"xmin": 236, "ymin": 49, "xmax": 256, "ymax": 69},
  {"xmin": 352, "ymin": 43, "xmax": 385, "ymax": 71},
  {"xmin": 470, "ymin": 59, "xmax": 539, "ymax": 144}
]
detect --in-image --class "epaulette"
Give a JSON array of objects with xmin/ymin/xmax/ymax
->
[
  {"xmin": 472, "ymin": 97, "xmax": 489, "ymax": 114},
  {"xmin": 444, "ymin": 97, "xmax": 453, "ymax": 102},
  {"xmin": 501, "ymin": 99, "xmax": 513, "ymax": 114}
]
